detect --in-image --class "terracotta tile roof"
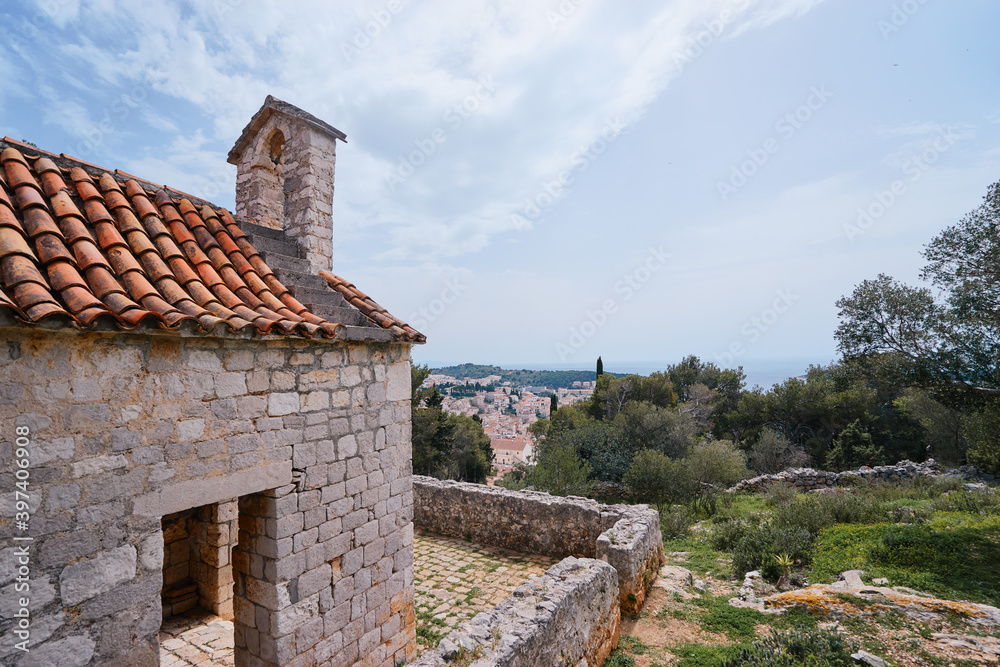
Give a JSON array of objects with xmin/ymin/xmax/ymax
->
[
  {"xmin": 490, "ymin": 438, "xmax": 529, "ymax": 452},
  {"xmin": 0, "ymin": 138, "xmax": 423, "ymax": 342},
  {"xmin": 320, "ymin": 272, "xmax": 425, "ymax": 343}
]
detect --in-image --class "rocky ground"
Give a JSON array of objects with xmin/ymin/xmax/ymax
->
[{"xmin": 613, "ymin": 553, "xmax": 1000, "ymax": 666}]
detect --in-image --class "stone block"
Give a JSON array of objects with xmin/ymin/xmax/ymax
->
[{"xmin": 59, "ymin": 545, "xmax": 137, "ymax": 606}]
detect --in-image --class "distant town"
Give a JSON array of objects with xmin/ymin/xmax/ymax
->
[{"xmin": 422, "ymin": 366, "xmax": 600, "ymax": 478}]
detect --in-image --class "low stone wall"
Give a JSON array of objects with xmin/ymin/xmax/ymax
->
[
  {"xmin": 413, "ymin": 478, "xmax": 602, "ymax": 558},
  {"xmin": 730, "ymin": 459, "xmax": 944, "ymax": 493},
  {"xmin": 413, "ymin": 476, "xmax": 662, "ymax": 616},
  {"xmin": 597, "ymin": 508, "xmax": 664, "ymax": 615},
  {"xmin": 410, "ymin": 557, "xmax": 620, "ymax": 667}
]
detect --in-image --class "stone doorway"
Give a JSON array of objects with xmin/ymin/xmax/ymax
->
[{"xmin": 160, "ymin": 500, "xmax": 240, "ymax": 666}]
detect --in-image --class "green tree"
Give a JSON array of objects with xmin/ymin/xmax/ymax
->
[
  {"xmin": 835, "ymin": 180, "xmax": 1000, "ymax": 470},
  {"xmin": 836, "ymin": 179, "xmax": 1000, "ymax": 399},
  {"xmin": 894, "ymin": 388, "xmax": 966, "ymax": 466},
  {"xmin": 410, "ymin": 364, "xmax": 494, "ymax": 482},
  {"xmin": 827, "ymin": 419, "xmax": 887, "ymax": 471},
  {"xmin": 521, "ymin": 440, "xmax": 592, "ymax": 496},
  {"xmin": 748, "ymin": 428, "xmax": 793, "ymax": 474},
  {"xmin": 623, "ymin": 449, "xmax": 672, "ymax": 507},
  {"xmin": 611, "ymin": 401, "xmax": 696, "ymax": 460},
  {"xmin": 597, "ymin": 356, "xmax": 604, "ymax": 377},
  {"xmin": 411, "ymin": 362, "xmax": 431, "ymax": 410},
  {"xmin": 962, "ymin": 404, "xmax": 1000, "ymax": 475},
  {"xmin": 441, "ymin": 414, "xmax": 494, "ymax": 483},
  {"xmin": 550, "ymin": 393, "xmax": 558, "ymax": 414}
]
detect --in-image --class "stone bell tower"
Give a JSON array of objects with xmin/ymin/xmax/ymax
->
[{"xmin": 228, "ymin": 95, "xmax": 347, "ymax": 274}]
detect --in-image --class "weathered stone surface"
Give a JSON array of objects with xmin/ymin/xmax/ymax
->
[
  {"xmin": 16, "ymin": 634, "xmax": 95, "ymax": 667},
  {"xmin": 414, "ymin": 477, "xmax": 663, "ymax": 622},
  {"xmin": 411, "ymin": 557, "xmax": 620, "ymax": 667},
  {"xmin": 414, "ymin": 477, "xmax": 603, "ymax": 558},
  {"xmin": 0, "ymin": 326, "xmax": 415, "ymax": 667},
  {"xmin": 596, "ymin": 506, "xmax": 664, "ymax": 615},
  {"xmin": 59, "ymin": 545, "xmax": 137, "ymax": 605}
]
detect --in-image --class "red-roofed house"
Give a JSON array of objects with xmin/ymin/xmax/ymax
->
[{"xmin": 490, "ymin": 437, "xmax": 534, "ymax": 466}]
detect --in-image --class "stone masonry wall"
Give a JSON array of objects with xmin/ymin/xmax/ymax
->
[
  {"xmin": 234, "ymin": 113, "xmax": 337, "ymax": 274},
  {"xmin": 410, "ymin": 557, "xmax": 620, "ymax": 667},
  {"xmin": 413, "ymin": 478, "xmax": 603, "ymax": 558},
  {"xmin": 412, "ymin": 477, "xmax": 662, "ymax": 619},
  {"xmin": 0, "ymin": 326, "xmax": 415, "ymax": 667},
  {"xmin": 596, "ymin": 508, "xmax": 664, "ymax": 616}
]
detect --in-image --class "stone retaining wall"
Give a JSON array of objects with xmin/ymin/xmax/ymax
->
[
  {"xmin": 409, "ymin": 557, "xmax": 620, "ymax": 667},
  {"xmin": 412, "ymin": 477, "xmax": 662, "ymax": 617}
]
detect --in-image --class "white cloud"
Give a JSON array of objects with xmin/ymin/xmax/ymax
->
[{"xmin": 37, "ymin": 0, "xmax": 831, "ymax": 264}]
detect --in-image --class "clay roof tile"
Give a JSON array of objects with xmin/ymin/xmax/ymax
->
[{"xmin": 0, "ymin": 137, "xmax": 422, "ymax": 341}]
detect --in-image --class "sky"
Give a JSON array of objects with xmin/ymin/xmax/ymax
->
[{"xmin": 2, "ymin": 0, "xmax": 999, "ymax": 380}]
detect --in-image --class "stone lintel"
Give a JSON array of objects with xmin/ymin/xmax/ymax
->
[{"xmin": 133, "ymin": 461, "xmax": 293, "ymax": 516}]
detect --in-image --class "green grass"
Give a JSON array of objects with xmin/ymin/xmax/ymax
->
[
  {"xmin": 415, "ymin": 624, "xmax": 447, "ymax": 647},
  {"xmin": 602, "ymin": 651, "xmax": 636, "ymax": 667},
  {"xmin": 673, "ymin": 643, "xmax": 743, "ymax": 667},
  {"xmin": 618, "ymin": 634, "xmax": 650, "ymax": 655},
  {"xmin": 692, "ymin": 594, "xmax": 766, "ymax": 640},
  {"xmin": 662, "ymin": 535, "xmax": 731, "ymax": 578},
  {"xmin": 809, "ymin": 514, "xmax": 1000, "ymax": 605}
]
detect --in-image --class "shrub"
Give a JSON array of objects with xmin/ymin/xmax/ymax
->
[
  {"xmin": 827, "ymin": 419, "xmax": 887, "ymax": 471},
  {"xmin": 661, "ymin": 504, "xmax": 694, "ymax": 540},
  {"xmin": 772, "ymin": 492, "xmax": 883, "ymax": 536},
  {"xmin": 749, "ymin": 428, "xmax": 792, "ymax": 474},
  {"xmin": 694, "ymin": 594, "xmax": 766, "ymax": 639},
  {"xmin": 765, "ymin": 482, "xmax": 798, "ymax": 507},
  {"xmin": 720, "ymin": 627, "xmax": 857, "ymax": 667},
  {"xmin": 929, "ymin": 489, "xmax": 999, "ymax": 515},
  {"xmin": 623, "ymin": 449, "xmax": 672, "ymax": 506},
  {"xmin": 732, "ymin": 523, "xmax": 813, "ymax": 580},
  {"xmin": 522, "ymin": 440, "xmax": 592, "ymax": 497},
  {"xmin": 602, "ymin": 651, "xmax": 635, "ymax": 667},
  {"xmin": 685, "ymin": 439, "xmax": 748, "ymax": 488},
  {"xmin": 710, "ymin": 517, "xmax": 760, "ymax": 552},
  {"xmin": 690, "ymin": 487, "xmax": 734, "ymax": 518}
]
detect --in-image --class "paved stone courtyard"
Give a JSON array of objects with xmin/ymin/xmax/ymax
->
[
  {"xmin": 157, "ymin": 530, "xmax": 558, "ymax": 663},
  {"xmin": 413, "ymin": 529, "xmax": 559, "ymax": 651},
  {"xmin": 160, "ymin": 609, "xmax": 235, "ymax": 667}
]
